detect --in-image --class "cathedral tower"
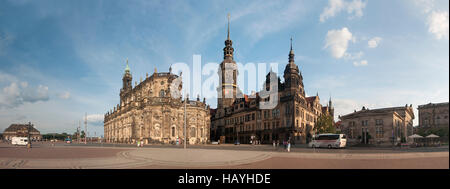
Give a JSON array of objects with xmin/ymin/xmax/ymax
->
[
  {"xmin": 217, "ymin": 14, "xmax": 238, "ymax": 109},
  {"xmin": 283, "ymin": 38, "xmax": 305, "ymax": 96},
  {"xmin": 120, "ymin": 58, "xmax": 132, "ymax": 101}
]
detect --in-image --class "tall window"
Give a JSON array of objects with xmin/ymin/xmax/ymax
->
[
  {"xmin": 362, "ymin": 120, "xmax": 368, "ymax": 126},
  {"xmin": 171, "ymin": 127, "xmax": 175, "ymax": 137},
  {"xmin": 190, "ymin": 127, "xmax": 196, "ymax": 138},
  {"xmin": 375, "ymin": 119, "xmax": 383, "ymax": 125},
  {"xmin": 159, "ymin": 90, "xmax": 165, "ymax": 97},
  {"xmin": 376, "ymin": 127, "xmax": 383, "ymax": 138}
]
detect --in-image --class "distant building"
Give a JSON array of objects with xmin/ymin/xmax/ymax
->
[
  {"xmin": 334, "ymin": 121, "xmax": 342, "ymax": 133},
  {"xmin": 3, "ymin": 123, "xmax": 42, "ymax": 141},
  {"xmin": 417, "ymin": 102, "xmax": 449, "ymax": 129},
  {"xmin": 339, "ymin": 105, "xmax": 414, "ymax": 146}
]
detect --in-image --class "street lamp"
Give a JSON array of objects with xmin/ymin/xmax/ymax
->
[
  {"xmin": 184, "ymin": 92, "xmax": 188, "ymax": 149},
  {"xmin": 27, "ymin": 121, "xmax": 32, "ymax": 148}
]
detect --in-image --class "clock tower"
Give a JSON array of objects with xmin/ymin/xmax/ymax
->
[{"xmin": 217, "ymin": 14, "xmax": 238, "ymax": 109}]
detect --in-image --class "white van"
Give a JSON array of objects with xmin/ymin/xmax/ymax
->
[
  {"xmin": 12, "ymin": 137, "xmax": 29, "ymax": 146},
  {"xmin": 309, "ymin": 134, "xmax": 347, "ymax": 149}
]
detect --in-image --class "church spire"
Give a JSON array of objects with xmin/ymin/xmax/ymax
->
[
  {"xmin": 290, "ymin": 37, "xmax": 293, "ymax": 51},
  {"xmin": 223, "ymin": 13, "xmax": 234, "ymax": 60},
  {"xmin": 227, "ymin": 13, "xmax": 230, "ymax": 40},
  {"xmin": 125, "ymin": 58, "xmax": 130, "ymax": 73},
  {"xmin": 329, "ymin": 94, "xmax": 333, "ymax": 108},
  {"xmin": 289, "ymin": 37, "xmax": 295, "ymax": 63}
]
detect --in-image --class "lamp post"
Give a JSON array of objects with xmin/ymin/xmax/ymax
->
[
  {"xmin": 27, "ymin": 122, "xmax": 32, "ymax": 148},
  {"xmin": 184, "ymin": 92, "xmax": 188, "ymax": 149}
]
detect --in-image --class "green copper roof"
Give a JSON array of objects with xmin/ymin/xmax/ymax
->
[{"xmin": 125, "ymin": 59, "xmax": 130, "ymax": 72}]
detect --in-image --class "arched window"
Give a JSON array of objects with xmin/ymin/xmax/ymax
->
[
  {"xmin": 159, "ymin": 90, "xmax": 165, "ymax": 97},
  {"xmin": 190, "ymin": 127, "xmax": 196, "ymax": 138}
]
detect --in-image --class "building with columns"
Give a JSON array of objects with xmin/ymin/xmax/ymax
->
[
  {"xmin": 104, "ymin": 61, "xmax": 210, "ymax": 144},
  {"xmin": 339, "ymin": 105, "xmax": 414, "ymax": 146},
  {"xmin": 210, "ymin": 16, "xmax": 334, "ymax": 145}
]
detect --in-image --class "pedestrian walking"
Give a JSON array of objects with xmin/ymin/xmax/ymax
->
[
  {"xmin": 287, "ymin": 141, "xmax": 291, "ymax": 152},
  {"xmin": 273, "ymin": 140, "xmax": 276, "ymax": 148}
]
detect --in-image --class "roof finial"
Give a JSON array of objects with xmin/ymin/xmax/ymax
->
[
  {"xmin": 125, "ymin": 58, "xmax": 130, "ymax": 73},
  {"xmin": 290, "ymin": 37, "xmax": 293, "ymax": 51},
  {"xmin": 227, "ymin": 13, "xmax": 230, "ymax": 40}
]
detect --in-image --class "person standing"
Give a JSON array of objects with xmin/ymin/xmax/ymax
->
[{"xmin": 287, "ymin": 141, "xmax": 291, "ymax": 152}]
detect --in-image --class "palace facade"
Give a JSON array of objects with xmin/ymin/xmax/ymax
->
[
  {"xmin": 339, "ymin": 105, "xmax": 415, "ymax": 146},
  {"xmin": 104, "ymin": 63, "xmax": 210, "ymax": 144},
  {"xmin": 417, "ymin": 102, "xmax": 449, "ymax": 129},
  {"xmin": 210, "ymin": 19, "xmax": 334, "ymax": 145}
]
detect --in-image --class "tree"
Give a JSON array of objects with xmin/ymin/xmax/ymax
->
[{"xmin": 315, "ymin": 115, "xmax": 335, "ymax": 134}]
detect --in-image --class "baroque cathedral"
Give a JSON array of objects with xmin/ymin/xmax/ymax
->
[
  {"xmin": 104, "ymin": 60, "xmax": 210, "ymax": 144},
  {"xmin": 210, "ymin": 17, "xmax": 334, "ymax": 144}
]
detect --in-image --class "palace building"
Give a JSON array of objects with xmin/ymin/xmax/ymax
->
[
  {"xmin": 210, "ymin": 18, "xmax": 334, "ymax": 145},
  {"xmin": 339, "ymin": 105, "xmax": 415, "ymax": 146},
  {"xmin": 104, "ymin": 62, "xmax": 210, "ymax": 145},
  {"xmin": 417, "ymin": 102, "xmax": 449, "ymax": 129}
]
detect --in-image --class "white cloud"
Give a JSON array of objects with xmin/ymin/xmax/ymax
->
[
  {"xmin": 427, "ymin": 11, "xmax": 449, "ymax": 40},
  {"xmin": 85, "ymin": 114, "xmax": 104, "ymax": 125},
  {"xmin": 243, "ymin": 1, "xmax": 306, "ymax": 43},
  {"xmin": 324, "ymin": 27, "xmax": 353, "ymax": 59},
  {"xmin": 320, "ymin": 0, "xmax": 367, "ymax": 22},
  {"xmin": 344, "ymin": 51, "xmax": 364, "ymax": 60},
  {"xmin": 368, "ymin": 37, "xmax": 382, "ymax": 48},
  {"xmin": 353, "ymin": 60, "xmax": 368, "ymax": 66},
  {"xmin": 0, "ymin": 81, "xmax": 49, "ymax": 108},
  {"xmin": 59, "ymin": 91, "xmax": 71, "ymax": 99},
  {"xmin": 414, "ymin": 0, "xmax": 436, "ymax": 14}
]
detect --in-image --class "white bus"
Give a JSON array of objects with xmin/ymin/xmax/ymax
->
[
  {"xmin": 11, "ymin": 137, "xmax": 29, "ymax": 146},
  {"xmin": 308, "ymin": 134, "xmax": 347, "ymax": 149}
]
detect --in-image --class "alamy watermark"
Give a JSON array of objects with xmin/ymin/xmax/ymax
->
[{"xmin": 168, "ymin": 55, "xmax": 279, "ymax": 109}]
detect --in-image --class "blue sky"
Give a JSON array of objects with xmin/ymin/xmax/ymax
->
[{"xmin": 0, "ymin": 0, "xmax": 448, "ymax": 136}]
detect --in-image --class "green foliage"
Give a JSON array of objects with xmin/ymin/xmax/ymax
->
[
  {"xmin": 417, "ymin": 127, "xmax": 449, "ymax": 138},
  {"xmin": 416, "ymin": 127, "xmax": 449, "ymax": 142},
  {"xmin": 315, "ymin": 115, "xmax": 335, "ymax": 134},
  {"xmin": 42, "ymin": 133, "xmax": 71, "ymax": 140}
]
